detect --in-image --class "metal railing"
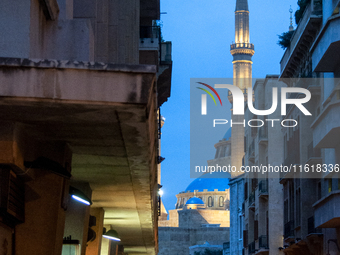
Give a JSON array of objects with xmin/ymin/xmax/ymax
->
[
  {"xmin": 231, "ymin": 43, "xmax": 255, "ymax": 50},
  {"xmin": 259, "ymin": 180, "xmax": 268, "ymax": 195},
  {"xmin": 259, "ymin": 235, "xmax": 269, "ymax": 249},
  {"xmin": 307, "ymin": 216, "xmax": 322, "ymax": 234},
  {"xmin": 284, "ymin": 220, "xmax": 295, "ymax": 239},
  {"xmin": 248, "ymin": 191, "xmax": 255, "ymax": 206},
  {"xmin": 248, "ymin": 139, "xmax": 255, "ymax": 158},
  {"xmin": 248, "ymin": 241, "xmax": 255, "ymax": 255},
  {"xmin": 140, "ymin": 26, "xmax": 161, "ymax": 39}
]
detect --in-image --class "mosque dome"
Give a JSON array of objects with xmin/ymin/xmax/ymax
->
[
  {"xmin": 186, "ymin": 197, "xmax": 205, "ymax": 205},
  {"xmin": 185, "ymin": 174, "xmax": 230, "ymax": 192},
  {"xmin": 223, "ymin": 128, "xmax": 232, "ymax": 141}
]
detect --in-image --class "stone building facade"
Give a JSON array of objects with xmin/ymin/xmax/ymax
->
[
  {"xmin": 242, "ymin": 76, "xmax": 286, "ymax": 255},
  {"xmin": 240, "ymin": 0, "xmax": 340, "ymax": 254},
  {"xmin": 0, "ymin": 0, "xmax": 172, "ymax": 255}
]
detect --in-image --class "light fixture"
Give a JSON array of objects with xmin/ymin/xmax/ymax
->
[
  {"xmin": 69, "ymin": 186, "xmax": 92, "ymax": 205},
  {"xmin": 103, "ymin": 229, "xmax": 121, "ymax": 241}
]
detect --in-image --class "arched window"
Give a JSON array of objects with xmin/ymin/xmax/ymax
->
[
  {"xmin": 208, "ymin": 196, "xmax": 213, "ymax": 207},
  {"xmin": 219, "ymin": 196, "xmax": 224, "ymax": 207}
]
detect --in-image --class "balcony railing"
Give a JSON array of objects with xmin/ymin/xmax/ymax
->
[
  {"xmin": 248, "ymin": 191, "xmax": 255, "ymax": 207},
  {"xmin": 140, "ymin": 26, "xmax": 161, "ymax": 39},
  {"xmin": 307, "ymin": 216, "xmax": 322, "ymax": 235},
  {"xmin": 231, "ymin": 43, "xmax": 255, "ymax": 50},
  {"xmin": 259, "ymin": 180, "xmax": 268, "ymax": 196},
  {"xmin": 259, "ymin": 235, "xmax": 269, "ymax": 249},
  {"xmin": 284, "ymin": 220, "xmax": 295, "ymax": 239},
  {"xmin": 248, "ymin": 139, "xmax": 255, "ymax": 159},
  {"xmin": 248, "ymin": 241, "xmax": 255, "ymax": 255}
]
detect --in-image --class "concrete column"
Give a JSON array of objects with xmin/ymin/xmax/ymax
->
[
  {"xmin": 15, "ymin": 171, "xmax": 66, "ymax": 255},
  {"xmin": 86, "ymin": 208, "xmax": 105, "ymax": 255}
]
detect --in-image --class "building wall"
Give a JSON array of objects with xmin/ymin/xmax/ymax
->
[
  {"xmin": 158, "ymin": 227, "xmax": 229, "ymax": 255},
  {"xmin": 178, "ymin": 209, "xmax": 230, "ymax": 228},
  {"xmin": 229, "ymin": 177, "xmax": 244, "ymax": 255},
  {"xmin": 0, "ymin": 0, "xmax": 170, "ymax": 255},
  {"xmin": 0, "ymin": 0, "xmax": 141, "ymax": 63}
]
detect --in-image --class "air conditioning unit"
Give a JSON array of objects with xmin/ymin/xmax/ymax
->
[{"xmin": 0, "ymin": 167, "xmax": 25, "ymax": 224}]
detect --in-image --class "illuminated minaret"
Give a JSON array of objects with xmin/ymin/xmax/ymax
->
[{"xmin": 229, "ymin": 0, "xmax": 254, "ymax": 177}]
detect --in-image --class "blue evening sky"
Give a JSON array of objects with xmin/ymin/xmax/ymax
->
[{"xmin": 159, "ymin": 0, "xmax": 298, "ymax": 212}]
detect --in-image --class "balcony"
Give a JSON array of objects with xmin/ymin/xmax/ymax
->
[
  {"xmin": 311, "ymin": 14, "xmax": 340, "ymax": 72},
  {"xmin": 231, "ymin": 42, "xmax": 255, "ymax": 50},
  {"xmin": 139, "ymin": 26, "xmax": 161, "ymax": 66},
  {"xmin": 284, "ymin": 220, "xmax": 295, "ymax": 241},
  {"xmin": 157, "ymin": 41, "xmax": 172, "ymax": 107},
  {"xmin": 313, "ymin": 190, "xmax": 340, "ymax": 228},
  {"xmin": 230, "ymin": 42, "xmax": 255, "ymax": 58},
  {"xmin": 223, "ymin": 242, "xmax": 230, "ymax": 254},
  {"xmin": 139, "ymin": 26, "xmax": 172, "ymax": 107},
  {"xmin": 280, "ymin": 2, "xmax": 322, "ymax": 78},
  {"xmin": 307, "ymin": 216, "xmax": 322, "ymax": 234},
  {"xmin": 248, "ymin": 139, "xmax": 255, "ymax": 162},
  {"xmin": 306, "ymin": 141, "xmax": 322, "ymax": 165},
  {"xmin": 311, "ymin": 100, "xmax": 340, "ymax": 148},
  {"xmin": 248, "ymin": 191, "xmax": 255, "ymax": 210},
  {"xmin": 258, "ymin": 235, "xmax": 269, "ymax": 250},
  {"xmin": 248, "ymin": 241, "xmax": 255, "ymax": 255},
  {"xmin": 258, "ymin": 180, "xmax": 268, "ymax": 200}
]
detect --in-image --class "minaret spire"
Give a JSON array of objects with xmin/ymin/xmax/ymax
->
[
  {"xmin": 235, "ymin": 0, "xmax": 249, "ymax": 11},
  {"xmin": 289, "ymin": 6, "xmax": 294, "ymax": 31}
]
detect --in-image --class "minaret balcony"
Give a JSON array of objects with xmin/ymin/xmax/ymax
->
[
  {"xmin": 230, "ymin": 42, "xmax": 254, "ymax": 50},
  {"xmin": 230, "ymin": 43, "xmax": 254, "ymax": 56}
]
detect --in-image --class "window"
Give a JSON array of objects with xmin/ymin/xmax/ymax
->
[
  {"xmin": 317, "ymin": 182, "xmax": 321, "ymax": 200},
  {"xmin": 328, "ymin": 179, "xmax": 332, "ymax": 193},
  {"xmin": 219, "ymin": 196, "xmax": 224, "ymax": 207},
  {"xmin": 208, "ymin": 196, "xmax": 213, "ymax": 207}
]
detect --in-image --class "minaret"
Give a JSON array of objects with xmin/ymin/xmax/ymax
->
[
  {"xmin": 289, "ymin": 6, "xmax": 294, "ymax": 31},
  {"xmin": 229, "ymin": 0, "xmax": 254, "ymax": 177}
]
